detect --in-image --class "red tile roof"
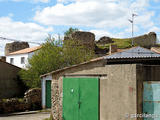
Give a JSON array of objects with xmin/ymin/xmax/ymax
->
[
  {"xmin": 151, "ymin": 47, "xmax": 160, "ymax": 54},
  {"xmin": 8, "ymin": 46, "xmax": 41, "ymax": 55}
]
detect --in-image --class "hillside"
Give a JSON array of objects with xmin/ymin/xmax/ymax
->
[
  {"xmin": 96, "ymin": 32, "xmax": 157, "ymax": 49},
  {"xmin": 97, "ymin": 38, "xmax": 132, "ymax": 49}
]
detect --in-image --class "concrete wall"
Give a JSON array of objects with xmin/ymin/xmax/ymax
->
[
  {"xmin": 51, "ymin": 61, "xmax": 138, "ymax": 120},
  {"xmin": 99, "ymin": 65, "xmax": 137, "ymax": 120},
  {"xmin": 0, "ymin": 61, "xmax": 26, "ymax": 99}
]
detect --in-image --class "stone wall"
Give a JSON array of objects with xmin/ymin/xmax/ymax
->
[
  {"xmin": 0, "ymin": 88, "xmax": 41, "ymax": 114},
  {"xmin": 64, "ymin": 31, "xmax": 95, "ymax": 50},
  {"xmin": 96, "ymin": 36, "xmax": 114, "ymax": 44},
  {"xmin": 96, "ymin": 32, "xmax": 157, "ymax": 48},
  {"xmin": 133, "ymin": 32, "xmax": 156, "ymax": 48},
  {"xmin": 5, "ymin": 42, "xmax": 29, "ymax": 55}
]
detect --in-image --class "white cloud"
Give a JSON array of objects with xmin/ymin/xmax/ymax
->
[
  {"xmin": 34, "ymin": 0, "xmax": 155, "ymax": 30},
  {"xmin": 34, "ymin": 0, "xmax": 128, "ymax": 28},
  {"xmin": 32, "ymin": 0, "xmax": 50, "ymax": 3},
  {"xmin": 0, "ymin": 0, "xmax": 50, "ymax": 3},
  {"xmin": 153, "ymin": 0, "xmax": 160, "ymax": 2},
  {"xmin": 148, "ymin": 26, "xmax": 160, "ymax": 33},
  {"xmin": 89, "ymin": 30, "xmax": 114, "ymax": 40},
  {"xmin": 57, "ymin": 0, "xmax": 76, "ymax": 4},
  {"xmin": 0, "ymin": 17, "xmax": 53, "ymax": 56}
]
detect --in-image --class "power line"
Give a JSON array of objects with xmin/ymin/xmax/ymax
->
[{"xmin": 0, "ymin": 36, "xmax": 42, "ymax": 45}]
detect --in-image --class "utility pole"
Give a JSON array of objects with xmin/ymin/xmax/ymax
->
[{"xmin": 128, "ymin": 13, "xmax": 138, "ymax": 46}]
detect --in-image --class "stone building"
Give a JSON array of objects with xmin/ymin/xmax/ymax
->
[{"xmin": 41, "ymin": 46, "xmax": 160, "ymax": 120}]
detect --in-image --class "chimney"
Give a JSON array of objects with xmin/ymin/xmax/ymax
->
[{"xmin": 109, "ymin": 44, "xmax": 117, "ymax": 55}]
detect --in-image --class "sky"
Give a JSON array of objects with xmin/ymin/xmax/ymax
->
[{"xmin": 0, "ymin": 0, "xmax": 160, "ymax": 56}]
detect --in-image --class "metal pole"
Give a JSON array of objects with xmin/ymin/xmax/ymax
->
[
  {"xmin": 132, "ymin": 14, "xmax": 134, "ymax": 46},
  {"xmin": 129, "ymin": 13, "xmax": 137, "ymax": 46}
]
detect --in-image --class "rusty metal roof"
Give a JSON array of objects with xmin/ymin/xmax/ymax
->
[{"xmin": 104, "ymin": 46, "xmax": 160, "ymax": 59}]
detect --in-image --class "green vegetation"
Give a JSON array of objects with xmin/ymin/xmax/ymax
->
[
  {"xmin": 19, "ymin": 32, "xmax": 94, "ymax": 88},
  {"xmin": 97, "ymin": 38, "xmax": 134, "ymax": 49},
  {"xmin": 17, "ymin": 98, "xmax": 24, "ymax": 102},
  {"xmin": 64, "ymin": 27, "xmax": 78, "ymax": 37},
  {"xmin": 43, "ymin": 118, "xmax": 51, "ymax": 120},
  {"xmin": 111, "ymin": 38, "xmax": 132, "ymax": 48},
  {"xmin": 38, "ymin": 109, "xmax": 51, "ymax": 112}
]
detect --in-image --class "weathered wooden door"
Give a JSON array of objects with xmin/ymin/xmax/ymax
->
[
  {"xmin": 63, "ymin": 77, "xmax": 99, "ymax": 120},
  {"xmin": 46, "ymin": 80, "xmax": 51, "ymax": 108},
  {"xmin": 143, "ymin": 82, "xmax": 160, "ymax": 120}
]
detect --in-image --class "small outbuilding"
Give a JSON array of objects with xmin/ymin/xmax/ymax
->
[
  {"xmin": 41, "ymin": 46, "xmax": 160, "ymax": 120},
  {"xmin": 41, "ymin": 75, "xmax": 52, "ymax": 109}
]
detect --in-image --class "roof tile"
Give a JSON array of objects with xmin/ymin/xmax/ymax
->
[{"xmin": 8, "ymin": 46, "xmax": 41, "ymax": 55}]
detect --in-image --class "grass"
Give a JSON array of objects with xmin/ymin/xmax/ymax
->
[
  {"xmin": 38, "ymin": 109, "xmax": 51, "ymax": 113},
  {"xmin": 111, "ymin": 38, "xmax": 132, "ymax": 48},
  {"xmin": 18, "ymin": 98, "xmax": 24, "ymax": 102},
  {"xmin": 97, "ymin": 38, "xmax": 133, "ymax": 49},
  {"xmin": 43, "ymin": 118, "xmax": 51, "ymax": 120}
]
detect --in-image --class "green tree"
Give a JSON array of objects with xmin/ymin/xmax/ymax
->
[
  {"xmin": 19, "ymin": 38, "xmax": 64, "ymax": 88},
  {"xmin": 63, "ymin": 40, "xmax": 94, "ymax": 66},
  {"xmin": 19, "ymin": 35, "xmax": 94, "ymax": 88},
  {"xmin": 64, "ymin": 27, "xmax": 78, "ymax": 37}
]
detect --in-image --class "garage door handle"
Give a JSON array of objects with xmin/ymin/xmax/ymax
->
[{"xmin": 78, "ymin": 101, "xmax": 81, "ymax": 109}]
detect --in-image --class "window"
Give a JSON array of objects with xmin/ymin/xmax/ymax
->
[
  {"xmin": 10, "ymin": 58, "xmax": 14, "ymax": 64},
  {"xmin": 21, "ymin": 57, "xmax": 25, "ymax": 64}
]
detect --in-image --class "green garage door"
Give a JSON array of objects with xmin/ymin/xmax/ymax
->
[
  {"xmin": 46, "ymin": 80, "xmax": 51, "ymax": 108},
  {"xmin": 63, "ymin": 77, "xmax": 99, "ymax": 120}
]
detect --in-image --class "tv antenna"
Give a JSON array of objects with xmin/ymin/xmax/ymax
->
[{"xmin": 128, "ymin": 13, "xmax": 138, "ymax": 46}]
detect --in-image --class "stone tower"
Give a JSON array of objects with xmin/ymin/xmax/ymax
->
[
  {"xmin": 5, "ymin": 42, "xmax": 29, "ymax": 55},
  {"xmin": 64, "ymin": 31, "xmax": 95, "ymax": 50}
]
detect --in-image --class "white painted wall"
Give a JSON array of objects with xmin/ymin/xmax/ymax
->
[
  {"xmin": 6, "ymin": 53, "xmax": 28, "ymax": 68},
  {"xmin": 28, "ymin": 52, "xmax": 35, "ymax": 59},
  {"xmin": 6, "ymin": 51, "xmax": 36, "ymax": 69},
  {"xmin": 41, "ymin": 75, "xmax": 52, "ymax": 109}
]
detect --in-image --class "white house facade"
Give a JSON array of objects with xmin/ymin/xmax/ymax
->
[{"xmin": 6, "ymin": 46, "xmax": 41, "ymax": 69}]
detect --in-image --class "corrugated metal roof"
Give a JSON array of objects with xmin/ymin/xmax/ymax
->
[{"xmin": 104, "ymin": 46, "xmax": 160, "ymax": 59}]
